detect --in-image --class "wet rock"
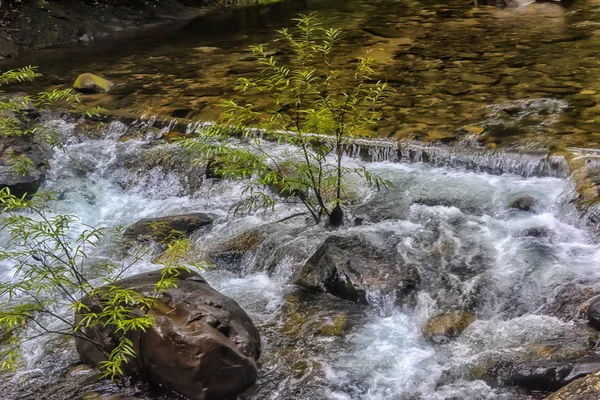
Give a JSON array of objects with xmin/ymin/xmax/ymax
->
[
  {"xmin": 170, "ymin": 108, "xmax": 192, "ymax": 118},
  {"xmin": 543, "ymin": 282, "xmax": 599, "ymax": 321},
  {"xmin": 227, "ymin": 66, "xmax": 257, "ymax": 75},
  {"xmin": 294, "ymin": 234, "xmax": 419, "ymax": 304},
  {"xmin": 545, "ymin": 370, "xmax": 600, "ymax": 399},
  {"xmin": 0, "ymin": 36, "xmax": 18, "ymax": 59},
  {"xmin": 109, "ymin": 83, "xmax": 139, "ymax": 96},
  {"xmin": 79, "ymin": 393, "xmax": 103, "ymax": 400},
  {"xmin": 521, "ymin": 227, "xmax": 553, "ymax": 238},
  {"xmin": 320, "ymin": 313, "xmax": 348, "ymax": 336},
  {"xmin": 73, "ymin": 73, "xmax": 115, "ymax": 93},
  {"xmin": 377, "ymin": 124, "xmax": 397, "ymax": 138},
  {"xmin": 205, "ymin": 157, "xmax": 226, "ymax": 179},
  {"xmin": 329, "ymin": 204, "xmax": 344, "ymax": 227},
  {"xmin": 587, "ymin": 298, "xmax": 600, "ymax": 329},
  {"xmin": 124, "ymin": 213, "xmax": 213, "ymax": 243},
  {"xmin": 75, "ymin": 270, "xmax": 260, "ymax": 400},
  {"xmin": 0, "ymin": 92, "xmax": 39, "ymax": 117},
  {"xmin": 423, "ymin": 310, "xmax": 475, "ymax": 343},
  {"xmin": 485, "ymin": 358, "xmax": 600, "ymax": 392},
  {"xmin": 0, "ymin": 135, "xmax": 48, "ymax": 198},
  {"xmin": 509, "ymin": 195, "xmax": 538, "ymax": 212},
  {"xmin": 210, "ymin": 228, "xmax": 268, "ymax": 270},
  {"xmin": 139, "ymin": 84, "xmax": 162, "ymax": 95},
  {"xmin": 461, "ymin": 125, "xmax": 485, "ymax": 135},
  {"xmin": 440, "ymin": 84, "xmax": 472, "ymax": 96},
  {"xmin": 566, "ymin": 94, "xmax": 597, "ymax": 108},
  {"xmin": 66, "ymin": 363, "xmax": 102, "ymax": 385}
]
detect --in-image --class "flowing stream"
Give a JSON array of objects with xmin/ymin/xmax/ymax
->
[
  {"xmin": 1, "ymin": 118, "xmax": 599, "ymax": 399},
  {"xmin": 2, "ymin": 0, "xmax": 600, "ymax": 398}
]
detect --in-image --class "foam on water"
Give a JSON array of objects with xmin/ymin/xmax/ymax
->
[{"xmin": 1, "ymin": 125, "xmax": 599, "ymax": 400}]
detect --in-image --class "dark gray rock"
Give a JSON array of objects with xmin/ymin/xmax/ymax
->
[
  {"xmin": 546, "ymin": 370, "xmax": 600, "ymax": 399},
  {"xmin": 0, "ymin": 92, "xmax": 39, "ymax": 117},
  {"xmin": 75, "ymin": 270, "xmax": 260, "ymax": 400},
  {"xmin": 294, "ymin": 234, "xmax": 420, "ymax": 304},
  {"xmin": 510, "ymin": 195, "xmax": 538, "ymax": 212},
  {"xmin": 588, "ymin": 297, "xmax": 600, "ymax": 329},
  {"xmin": 484, "ymin": 358, "xmax": 600, "ymax": 392},
  {"xmin": 0, "ymin": 36, "xmax": 18, "ymax": 59},
  {"xmin": 0, "ymin": 135, "xmax": 48, "ymax": 198}
]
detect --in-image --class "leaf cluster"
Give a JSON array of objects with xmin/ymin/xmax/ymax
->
[{"xmin": 0, "ymin": 188, "xmax": 196, "ymax": 379}]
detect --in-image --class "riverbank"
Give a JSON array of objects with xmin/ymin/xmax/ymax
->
[{"xmin": 0, "ymin": 0, "xmax": 220, "ymax": 59}]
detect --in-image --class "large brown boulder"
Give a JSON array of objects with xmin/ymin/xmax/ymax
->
[
  {"xmin": 124, "ymin": 213, "xmax": 213, "ymax": 242},
  {"xmin": 75, "ymin": 270, "xmax": 260, "ymax": 400},
  {"xmin": 293, "ymin": 234, "xmax": 420, "ymax": 304}
]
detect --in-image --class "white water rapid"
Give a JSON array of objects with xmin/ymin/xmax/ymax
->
[{"xmin": 1, "ymin": 119, "xmax": 599, "ymax": 400}]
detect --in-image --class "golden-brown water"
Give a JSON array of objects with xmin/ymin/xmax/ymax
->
[{"xmin": 4, "ymin": 0, "xmax": 600, "ymax": 153}]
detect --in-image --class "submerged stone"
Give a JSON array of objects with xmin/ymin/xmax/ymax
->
[{"xmin": 461, "ymin": 73, "xmax": 500, "ymax": 85}]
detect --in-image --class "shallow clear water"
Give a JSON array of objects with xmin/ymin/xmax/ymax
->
[
  {"xmin": 1, "ymin": 120, "xmax": 599, "ymax": 399},
  {"xmin": 4, "ymin": 0, "xmax": 600, "ymax": 151}
]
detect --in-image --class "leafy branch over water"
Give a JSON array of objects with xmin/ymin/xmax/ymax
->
[
  {"xmin": 0, "ymin": 66, "xmax": 102, "ymax": 178},
  {"xmin": 180, "ymin": 12, "xmax": 392, "ymax": 226},
  {"xmin": 0, "ymin": 188, "xmax": 195, "ymax": 378}
]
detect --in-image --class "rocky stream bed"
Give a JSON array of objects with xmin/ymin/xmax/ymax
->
[{"xmin": 2, "ymin": 0, "xmax": 600, "ymax": 399}]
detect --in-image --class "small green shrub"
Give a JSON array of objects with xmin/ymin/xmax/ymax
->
[{"xmin": 181, "ymin": 12, "xmax": 391, "ymax": 226}]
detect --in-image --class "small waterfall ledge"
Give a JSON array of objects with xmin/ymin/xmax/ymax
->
[{"xmin": 81, "ymin": 114, "xmax": 600, "ymax": 241}]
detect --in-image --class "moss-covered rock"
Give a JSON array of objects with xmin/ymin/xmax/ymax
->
[
  {"xmin": 73, "ymin": 73, "xmax": 115, "ymax": 93},
  {"xmin": 319, "ymin": 313, "xmax": 348, "ymax": 336},
  {"xmin": 209, "ymin": 228, "xmax": 267, "ymax": 270},
  {"xmin": 422, "ymin": 310, "xmax": 475, "ymax": 342},
  {"xmin": 124, "ymin": 213, "xmax": 213, "ymax": 243}
]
